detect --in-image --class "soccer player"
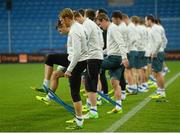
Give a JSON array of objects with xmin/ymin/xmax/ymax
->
[
  {"xmin": 145, "ymin": 15, "xmax": 166, "ymax": 99},
  {"xmin": 155, "ymin": 18, "xmax": 169, "ymax": 76},
  {"xmin": 111, "ymin": 11, "xmax": 128, "ymax": 100},
  {"xmin": 74, "ymin": 9, "xmax": 104, "ymax": 119},
  {"xmin": 59, "ymin": 8, "xmax": 88, "ymax": 129},
  {"xmin": 97, "ymin": 13, "xmax": 128, "ymax": 114},
  {"xmin": 123, "ymin": 14, "xmax": 140, "ymax": 94},
  {"xmin": 136, "ymin": 17, "xmax": 149, "ymax": 92},
  {"xmin": 95, "ymin": 9, "xmax": 109, "ymax": 97},
  {"xmin": 32, "ymin": 20, "xmax": 69, "ymax": 94}
]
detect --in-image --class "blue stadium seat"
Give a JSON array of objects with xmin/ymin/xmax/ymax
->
[{"xmin": 0, "ymin": 0, "xmax": 179, "ymax": 53}]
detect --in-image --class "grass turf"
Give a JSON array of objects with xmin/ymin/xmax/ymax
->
[{"xmin": 0, "ymin": 61, "xmax": 179, "ymax": 132}]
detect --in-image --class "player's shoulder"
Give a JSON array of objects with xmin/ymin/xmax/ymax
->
[
  {"xmin": 110, "ymin": 23, "xmax": 119, "ymax": 30},
  {"xmin": 73, "ymin": 22, "xmax": 84, "ymax": 30}
]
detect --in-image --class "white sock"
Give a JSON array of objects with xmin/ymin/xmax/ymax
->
[
  {"xmin": 157, "ymin": 88, "xmax": 165, "ymax": 95},
  {"xmin": 90, "ymin": 106, "xmax": 97, "ymax": 114},
  {"xmin": 75, "ymin": 115, "xmax": 83, "ymax": 126},
  {"xmin": 45, "ymin": 92, "xmax": 51, "ymax": 101},
  {"xmin": 128, "ymin": 84, "xmax": 134, "ymax": 89},
  {"xmin": 43, "ymin": 79, "xmax": 50, "ymax": 87},
  {"xmin": 121, "ymin": 90, "xmax": 126, "ymax": 94},
  {"xmin": 116, "ymin": 100, "xmax": 122, "ymax": 110},
  {"xmin": 164, "ymin": 67, "xmax": 168, "ymax": 71},
  {"xmin": 86, "ymin": 98, "xmax": 91, "ymax": 106},
  {"xmin": 133, "ymin": 84, "xmax": 138, "ymax": 90}
]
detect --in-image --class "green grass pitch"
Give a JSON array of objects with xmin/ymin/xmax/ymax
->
[{"xmin": 0, "ymin": 61, "xmax": 179, "ymax": 132}]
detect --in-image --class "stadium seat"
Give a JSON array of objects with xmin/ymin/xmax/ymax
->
[{"xmin": 0, "ymin": 0, "xmax": 179, "ymax": 53}]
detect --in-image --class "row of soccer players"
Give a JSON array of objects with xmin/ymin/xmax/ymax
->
[{"xmin": 33, "ymin": 8, "xmax": 168, "ymax": 129}]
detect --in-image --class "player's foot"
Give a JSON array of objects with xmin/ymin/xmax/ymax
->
[
  {"xmin": 31, "ymin": 86, "xmax": 48, "ymax": 94},
  {"xmin": 162, "ymin": 67, "xmax": 170, "ymax": 76},
  {"xmin": 36, "ymin": 95, "xmax": 50, "ymax": 105},
  {"xmin": 138, "ymin": 86, "xmax": 148, "ymax": 93},
  {"xmin": 66, "ymin": 118, "xmax": 76, "ymax": 124},
  {"xmin": 147, "ymin": 80, "xmax": 158, "ymax": 89},
  {"xmin": 83, "ymin": 112, "xmax": 99, "ymax": 119},
  {"xmin": 65, "ymin": 123, "xmax": 83, "ymax": 130},
  {"xmin": 82, "ymin": 104, "xmax": 90, "ymax": 112},
  {"xmin": 107, "ymin": 108, "xmax": 123, "ymax": 114},
  {"xmin": 149, "ymin": 93, "xmax": 166, "ymax": 99},
  {"xmin": 126, "ymin": 87, "xmax": 138, "ymax": 94}
]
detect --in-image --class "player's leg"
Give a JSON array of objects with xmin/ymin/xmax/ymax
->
[
  {"xmin": 83, "ymin": 59, "xmax": 102, "ymax": 119},
  {"xmin": 32, "ymin": 54, "xmax": 68, "ymax": 93},
  {"xmin": 107, "ymin": 68, "xmax": 123, "ymax": 114},
  {"xmin": 100, "ymin": 69, "xmax": 109, "ymax": 96},
  {"xmin": 43, "ymin": 54, "xmax": 67, "ymax": 88},
  {"xmin": 36, "ymin": 68, "xmax": 65, "ymax": 105},
  {"xmin": 68, "ymin": 61, "xmax": 87, "ymax": 128},
  {"xmin": 137, "ymin": 51, "xmax": 148, "ymax": 92},
  {"xmin": 150, "ymin": 52, "xmax": 166, "ymax": 99},
  {"xmin": 162, "ymin": 62, "xmax": 170, "ymax": 76},
  {"xmin": 120, "ymin": 66, "xmax": 126, "ymax": 100},
  {"xmin": 126, "ymin": 51, "xmax": 138, "ymax": 94}
]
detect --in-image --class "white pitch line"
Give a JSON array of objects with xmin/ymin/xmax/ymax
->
[{"xmin": 104, "ymin": 72, "xmax": 180, "ymax": 132}]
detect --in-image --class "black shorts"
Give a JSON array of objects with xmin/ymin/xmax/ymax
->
[
  {"xmin": 69, "ymin": 60, "xmax": 87, "ymax": 102},
  {"xmin": 85, "ymin": 59, "xmax": 102, "ymax": 92},
  {"xmin": 45, "ymin": 53, "xmax": 69, "ymax": 67}
]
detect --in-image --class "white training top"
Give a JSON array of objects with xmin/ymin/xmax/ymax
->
[
  {"xmin": 157, "ymin": 24, "xmax": 168, "ymax": 52},
  {"xmin": 107, "ymin": 23, "xmax": 127, "ymax": 59},
  {"xmin": 126, "ymin": 22, "xmax": 140, "ymax": 52},
  {"xmin": 83, "ymin": 18, "xmax": 103, "ymax": 60},
  {"xmin": 118, "ymin": 22, "xmax": 128, "ymax": 50},
  {"xmin": 67, "ymin": 22, "xmax": 88, "ymax": 72},
  {"xmin": 136, "ymin": 25, "xmax": 148, "ymax": 51},
  {"xmin": 145, "ymin": 27, "xmax": 152, "ymax": 57},
  {"xmin": 146, "ymin": 24, "xmax": 163, "ymax": 56}
]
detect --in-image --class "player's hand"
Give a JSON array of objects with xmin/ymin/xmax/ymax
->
[
  {"xmin": 121, "ymin": 59, "xmax": 129, "ymax": 68},
  {"xmin": 64, "ymin": 71, "xmax": 72, "ymax": 78},
  {"xmin": 151, "ymin": 53, "xmax": 157, "ymax": 59}
]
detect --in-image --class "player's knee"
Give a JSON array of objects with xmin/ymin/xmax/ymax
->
[
  {"xmin": 71, "ymin": 92, "xmax": 81, "ymax": 102},
  {"xmin": 52, "ymin": 71, "xmax": 64, "ymax": 79},
  {"xmin": 111, "ymin": 79, "xmax": 119, "ymax": 89}
]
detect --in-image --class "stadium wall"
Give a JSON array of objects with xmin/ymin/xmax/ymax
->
[{"xmin": 0, "ymin": 52, "xmax": 180, "ymax": 64}]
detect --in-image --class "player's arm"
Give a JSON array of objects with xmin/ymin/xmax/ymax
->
[
  {"xmin": 112, "ymin": 27, "xmax": 127, "ymax": 59},
  {"xmin": 66, "ymin": 32, "xmax": 82, "ymax": 73},
  {"xmin": 162, "ymin": 27, "xmax": 168, "ymax": 49},
  {"xmin": 152, "ymin": 28, "xmax": 162, "ymax": 55},
  {"xmin": 111, "ymin": 27, "xmax": 128, "ymax": 67}
]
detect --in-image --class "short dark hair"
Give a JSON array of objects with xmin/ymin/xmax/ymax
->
[
  {"xmin": 146, "ymin": 14, "xmax": 155, "ymax": 22},
  {"xmin": 97, "ymin": 8, "xmax": 108, "ymax": 15},
  {"xmin": 111, "ymin": 11, "xmax": 122, "ymax": 19},
  {"xmin": 97, "ymin": 13, "xmax": 109, "ymax": 22},
  {"xmin": 155, "ymin": 18, "xmax": 161, "ymax": 24},
  {"xmin": 78, "ymin": 9, "xmax": 85, "ymax": 17},
  {"xmin": 85, "ymin": 9, "xmax": 96, "ymax": 21}
]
